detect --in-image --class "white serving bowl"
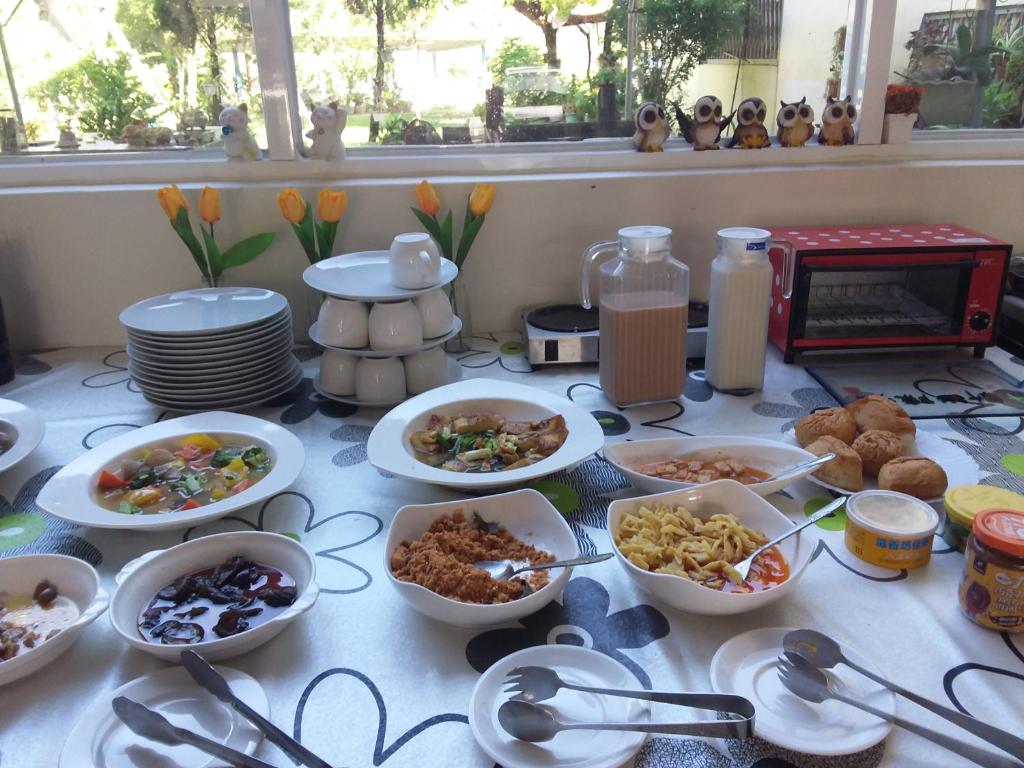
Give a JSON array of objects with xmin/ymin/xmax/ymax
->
[
  {"xmin": 384, "ymin": 489, "xmax": 578, "ymax": 627},
  {"xmin": 0, "ymin": 554, "xmax": 108, "ymax": 687},
  {"xmin": 367, "ymin": 378, "xmax": 605, "ymax": 491},
  {"xmin": 607, "ymin": 480, "xmax": 813, "ymax": 616},
  {"xmin": 603, "ymin": 436, "xmax": 817, "ymax": 497},
  {"xmin": 37, "ymin": 412, "xmax": 305, "ymax": 531},
  {"xmin": 110, "ymin": 531, "xmax": 319, "ymax": 662},
  {"xmin": 0, "ymin": 399, "xmax": 46, "ymax": 476}
]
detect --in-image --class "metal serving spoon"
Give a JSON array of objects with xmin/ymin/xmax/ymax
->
[
  {"xmin": 473, "ymin": 552, "xmax": 613, "ymax": 581},
  {"xmin": 732, "ymin": 496, "xmax": 845, "ymax": 580},
  {"xmin": 761, "ymin": 452, "xmax": 836, "ymax": 483},
  {"xmin": 783, "ymin": 629, "xmax": 1024, "ymax": 761},
  {"xmin": 776, "ymin": 654, "xmax": 1023, "ymax": 768},
  {"xmin": 497, "ymin": 698, "xmax": 752, "ymax": 743}
]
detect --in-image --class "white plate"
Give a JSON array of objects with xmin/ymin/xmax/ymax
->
[
  {"xmin": 126, "ymin": 313, "xmax": 291, "ymax": 350},
  {"xmin": 302, "ymin": 250, "xmax": 458, "ymax": 301},
  {"xmin": 308, "ymin": 315, "xmax": 462, "ymax": 356},
  {"xmin": 783, "ymin": 429, "xmax": 979, "ymax": 502},
  {"xmin": 127, "ymin": 327, "xmax": 293, "ymax": 360},
  {"xmin": 37, "ymin": 412, "xmax": 305, "ymax": 530},
  {"xmin": 313, "ymin": 358, "xmax": 462, "ymax": 407},
  {"xmin": 604, "ymin": 436, "xmax": 818, "ymax": 497},
  {"xmin": 60, "ymin": 665, "xmax": 267, "ymax": 768},
  {"xmin": 140, "ymin": 365, "xmax": 303, "ymax": 413},
  {"xmin": 127, "ymin": 341, "xmax": 296, "ymax": 374},
  {"xmin": 120, "ymin": 288, "xmax": 289, "ymax": 335},
  {"xmin": 367, "ymin": 378, "xmax": 605, "ymax": 490},
  {"xmin": 129, "ymin": 356, "xmax": 296, "ymax": 388},
  {"xmin": 0, "ymin": 398, "xmax": 46, "ymax": 475},
  {"xmin": 710, "ymin": 627, "xmax": 895, "ymax": 756},
  {"xmin": 469, "ymin": 645, "xmax": 650, "ymax": 768},
  {"xmin": 134, "ymin": 361, "xmax": 300, "ymax": 398}
]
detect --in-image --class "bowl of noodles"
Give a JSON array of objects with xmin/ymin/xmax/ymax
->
[{"xmin": 606, "ymin": 480, "xmax": 814, "ymax": 616}]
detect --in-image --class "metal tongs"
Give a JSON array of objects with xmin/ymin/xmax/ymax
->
[{"xmin": 498, "ymin": 665, "xmax": 754, "ymax": 742}]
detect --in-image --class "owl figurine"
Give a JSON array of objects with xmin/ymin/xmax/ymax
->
[
  {"xmin": 674, "ymin": 95, "xmax": 734, "ymax": 150},
  {"xmin": 776, "ymin": 97, "xmax": 815, "ymax": 148},
  {"xmin": 819, "ymin": 95, "xmax": 856, "ymax": 146},
  {"xmin": 727, "ymin": 97, "xmax": 770, "ymax": 149},
  {"xmin": 632, "ymin": 102, "xmax": 670, "ymax": 152}
]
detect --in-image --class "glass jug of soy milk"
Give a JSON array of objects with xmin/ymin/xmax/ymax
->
[
  {"xmin": 580, "ymin": 226, "xmax": 689, "ymax": 406},
  {"xmin": 705, "ymin": 227, "xmax": 775, "ymax": 392}
]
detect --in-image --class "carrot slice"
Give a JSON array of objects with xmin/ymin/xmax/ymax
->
[
  {"xmin": 98, "ymin": 470, "xmax": 125, "ymax": 490},
  {"xmin": 180, "ymin": 499, "xmax": 201, "ymax": 511}
]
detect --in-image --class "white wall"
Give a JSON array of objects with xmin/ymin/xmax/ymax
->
[{"xmin": 1, "ymin": 151, "xmax": 1021, "ymax": 351}]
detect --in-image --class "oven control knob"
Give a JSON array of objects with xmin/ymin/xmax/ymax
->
[{"xmin": 969, "ymin": 311, "xmax": 991, "ymax": 331}]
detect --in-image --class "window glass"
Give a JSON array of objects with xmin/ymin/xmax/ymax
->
[
  {"xmin": 0, "ymin": 0, "xmax": 265, "ymax": 154},
  {"xmin": 891, "ymin": 1, "xmax": 1023, "ymax": 130}
]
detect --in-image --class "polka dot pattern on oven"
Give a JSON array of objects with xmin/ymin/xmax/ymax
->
[{"xmin": 768, "ymin": 224, "xmax": 1001, "ymax": 250}]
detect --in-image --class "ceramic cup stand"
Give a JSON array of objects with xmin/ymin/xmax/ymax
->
[{"xmin": 303, "ymin": 251, "xmax": 462, "ymax": 407}]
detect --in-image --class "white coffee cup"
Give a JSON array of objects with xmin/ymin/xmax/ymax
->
[
  {"xmin": 404, "ymin": 347, "xmax": 449, "ymax": 395},
  {"xmin": 368, "ymin": 300, "xmax": 423, "ymax": 350},
  {"xmin": 389, "ymin": 232, "xmax": 442, "ymax": 289},
  {"xmin": 319, "ymin": 349, "xmax": 358, "ymax": 395},
  {"xmin": 356, "ymin": 357, "xmax": 405, "ymax": 403},
  {"xmin": 414, "ymin": 290, "xmax": 454, "ymax": 338},
  {"xmin": 318, "ymin": 297, "xmax": 369, "ymax": 348}
]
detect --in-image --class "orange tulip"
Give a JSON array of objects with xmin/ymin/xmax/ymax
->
[
  {"xmin": 278, "ymin": 188, "xmax": 306, "ymax": 224},
  {"xmin": 199, "ymin": 186, "xmax": 221, "ymax": 224},
  {"xmin": 317, "ymin": 189, "xmax": 348, "ymax": 223},
  {"xmin": 156, "ymin": 184, "xmax": 188, "ymax": 220},
  {"xmin": 468, "ymin": 183, "xmax": 496, "ymax": 216},
  {"xmin": 415, "ymin": 180, "xmax": 441, "ymax": 216}
]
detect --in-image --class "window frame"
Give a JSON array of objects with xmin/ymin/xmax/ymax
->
[{"xmin": 0, "ymin": 0, "xmax": 1020, "ymax": 183}]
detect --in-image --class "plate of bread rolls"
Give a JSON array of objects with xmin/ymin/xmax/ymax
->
[{"xmin": 786, "ymin": 395, "xmax": 979, "ymax": 502}]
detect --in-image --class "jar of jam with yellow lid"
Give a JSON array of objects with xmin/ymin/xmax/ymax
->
[
  {"xmin": 943, "ymin": 485, "xmax": 1024, "ymax": 552},
  {"xmin": 958, "ymin": 508, "xmax": 1024, "ymax": 632}
]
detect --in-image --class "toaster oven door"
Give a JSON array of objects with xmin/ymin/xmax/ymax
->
[{"xmin": 792, "ymin": 253, "xmax": 975, "ymax": 347}]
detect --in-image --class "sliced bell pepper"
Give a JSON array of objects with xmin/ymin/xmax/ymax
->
[
  {"xmin": 181, "ymin": 433, "xmax": 221, "ymax": 451},
  {"xmin": 180, "ymin": 499, "xmax": 201, "ymax": 511},
  {"xmin": 98, "ymin": 470, "xmax": 125, "ymax": 490}
]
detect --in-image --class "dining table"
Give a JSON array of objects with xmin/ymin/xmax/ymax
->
[{"xmin": 2, "ymin": 335, "xmax": 1023, "ymax": 768}]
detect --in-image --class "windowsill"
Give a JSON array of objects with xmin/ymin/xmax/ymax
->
[{"xmin": 1, "ymin": 132, "xmax": 1022, "ymax": 188}]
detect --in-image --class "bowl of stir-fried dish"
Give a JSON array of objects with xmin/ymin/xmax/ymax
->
[
  {"xmin": 368, "ymin": 379, "xmax": 605, "ymax": 490},
  {"xmin": 37, "ymin": 413, "xmax": 304, "ymax": 531}
]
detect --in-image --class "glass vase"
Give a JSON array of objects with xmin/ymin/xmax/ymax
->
[{"xmin": 445, "ymin": 277, "xmax": 473, "ymax": 353}]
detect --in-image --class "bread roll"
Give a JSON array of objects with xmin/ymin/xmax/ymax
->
[
  {"xmin": 795, "ymin": 407, "xmax": 857, "ymax": 447},
  {"xmin": 845, "ymin": 395, "xmax": 916, "ymax": 451},
  {"xmin": 877, "ymin": 456, "xmax": 948, "ymax": 500},
  {"xmin": 805, "ymin": 435, "xmax": 863, "ymax": 492},
  {"xmin": 852, "ymin": 429, "xmax": 904, "ymax": 476}
]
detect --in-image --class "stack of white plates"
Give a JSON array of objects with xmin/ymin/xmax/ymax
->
[{"xmin": 121, "ymin": 288, "xmax": 302, "ymax": 412}]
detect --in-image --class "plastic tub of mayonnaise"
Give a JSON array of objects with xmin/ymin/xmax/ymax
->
[{"xmin": 844, "ymin": 490, "xmax": 940, "ymax": 570}]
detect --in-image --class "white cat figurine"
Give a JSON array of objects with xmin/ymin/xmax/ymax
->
[
  {"xmin": 306, "ymin": 101, "xmax": 346, "ymax": 161},
  {"xmin": 219, "ymin": 104, "xmax": 261, "ymax": 161}
]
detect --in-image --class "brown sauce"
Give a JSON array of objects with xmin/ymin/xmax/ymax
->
[{"xmin": 632, "ymin": 456, "xmax": 769, "ymax": 485}]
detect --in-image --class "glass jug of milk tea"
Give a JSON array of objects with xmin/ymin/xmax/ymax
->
[{"xmin": 580, "ymin": 226, "xmax": 689, "ymax": 406}]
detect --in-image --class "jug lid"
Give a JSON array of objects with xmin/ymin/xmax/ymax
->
[
  {"xmin": 717, "ymin": 227, "xmax": 771, "ymax": 259},
  {"xmin": 619, "ymin": 225, "xmax": 672, "ymax": 257}
]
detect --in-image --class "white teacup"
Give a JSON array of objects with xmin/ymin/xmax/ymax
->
[
  {"xmin": 319, "ymin": 349, "xmax": 357, "ymax": 395},
  {"xmin": 318, "ymin": 297, "xmax": 369, "ymax": 348},
  {"xmin": 414, "ymin": 290, "xmax": 454, "ymax": 338},
  {"xmin": 368, "ymin": 300, "xmax": 423, "ymax": 350},
  {"xmin": 389, "ymin": 232, "xmax": 441, "ymax": 289},
  {"xmin": 404, "ymin": 347, "xmax": 449, "ymax": 395},
  {"xmin": 356, "ymin": 357, "xmax": 405, "ymax": 403}
]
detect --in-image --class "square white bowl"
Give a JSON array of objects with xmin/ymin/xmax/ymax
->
[
  {"xmin": 384, "ymin": 488, "xmax": 579, "ymax": 627},
  {"xmin": 607, "ymin": 480, "xmax": 813, "ymax": 616}
]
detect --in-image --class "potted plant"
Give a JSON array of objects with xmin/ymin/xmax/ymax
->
[
  {"xmin": 882, "ymin": 84, "xmax": 923, "ymax": 143},
  {"xmin": 899, "ymin": 23, "xmax": 1005, "ymax": 127},
  {"xmin": 826, "ymin": 26, "xmax": 846, "ymax": 99}
]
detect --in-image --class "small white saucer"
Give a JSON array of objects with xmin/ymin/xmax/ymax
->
[
  {"xmin": 0, "ymin": 398, "xmax": 46, "ymax": 476},
  {"xmin": 303, "ymin": 251, "xmax": 458, "ymax": 302},
  {"xmin": 60, "ymin": 664, "xmax": 268, "ymax": 768},
  {"xmin": 710, "ymin": 627, "xmax": 895, "ymax": 756},
  {"xmin": 313, "ymin": 358, "xmax": 462, "ymax": 408},
  {"xmin": 469, "ymin": 645, "xmax": 650, "ymax": 768},
  {"xmin": 308, "ymin": 316, "xmax": 462, "ymax": 357}
]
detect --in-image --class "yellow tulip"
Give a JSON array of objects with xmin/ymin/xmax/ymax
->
[
  {"xmin": 317, "ymin": 189, "xmax": 348, "ymax": 223},
  {"xmin": 469, "ymin": 183, "xmax": 496, "ymax": 217},
  {"xmin": 415, "ymin": 179, "xmax": 441, "ymax": 216},
  {"xmin": 278, "ymin": 188, "xmax": 306, "ymax": 224},
  {"xmin": 156, "ymin": 184, "xmax": 188, "ymax": 220},
  {"xmin": 199, "ymin": 186, "xmax": 221, "ymax": 224}
]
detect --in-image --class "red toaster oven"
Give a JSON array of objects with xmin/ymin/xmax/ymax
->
[{"xmin": 767, "ymin": 224, "xmax": 1011, "ymax": 363}]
